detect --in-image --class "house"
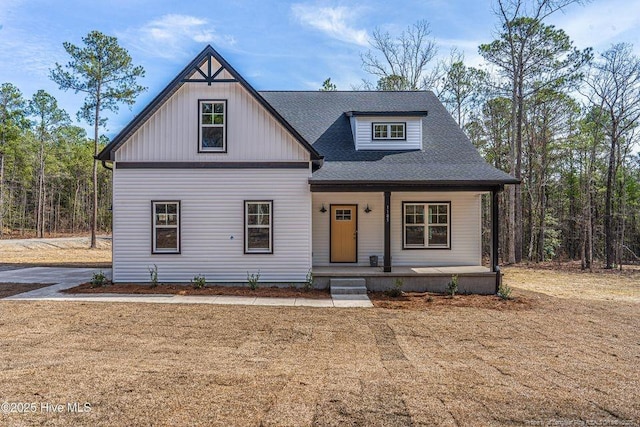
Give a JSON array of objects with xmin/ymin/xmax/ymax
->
[{"xmin": 97, "ymin": 45, "xmax": 518, "ymax": 294}]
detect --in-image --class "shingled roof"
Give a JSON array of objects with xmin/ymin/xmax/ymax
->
[{"xmin": 260, "ymin": 90, "xmax": 518, "ymax": 188}]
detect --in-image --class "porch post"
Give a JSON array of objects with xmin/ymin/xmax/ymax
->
[
  {"xmin": 384, "ymin": 191, "xmax": 391, "ymax": 272},
  {"xmin": 492, "ymin": 189, "xmax": 499, "ymax": 271},
  {"xmin": 492, "ymin": 189, "xmax": 500, "ymax": 293}
]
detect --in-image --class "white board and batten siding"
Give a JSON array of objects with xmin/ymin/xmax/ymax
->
[
  {"xmin": 312, "ymin": 192, "xmax": 482, "ymax": 267},
  {"xmin": 352, "ymin": 117, "xmax": 422, "ymax": 150},
  {"xmin": 115, "ymin": 59, "xmax": 310, "ymax": 163},
  {"xmin": 113, "ymin": 169, "xmax": 312, "ymax": 283},
  {"xmin": 111, "ymin": 57, "xmax": 313, "ymax": 283}
]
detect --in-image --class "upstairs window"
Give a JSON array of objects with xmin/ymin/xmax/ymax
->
[
  {"xmin": 199, "ymin": 100, "xmax": 226, "ymax": 152},
  {"xmin": 403, "ymin": 202, "xmax": 450, "ymax": 249},
  {"xmin": 152, "ymin": 201, "xmax": 180, "ymax": 254},
  {"xmin": 372, "ymin": 122, "xmax": 406, "ymax": 140}
]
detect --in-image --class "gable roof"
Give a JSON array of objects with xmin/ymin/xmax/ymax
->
[
  {"xmin": 96, "ymin": 45, "xmax": 322, "ymax": 161},
  {"xmin": 259, "ymin": 91, "xmax": 518, "ymax": 186}
]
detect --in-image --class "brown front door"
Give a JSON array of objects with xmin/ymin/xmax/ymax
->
[{"xmin": 331, "ymin": 205, "xmax": 357, "ymax": 262}]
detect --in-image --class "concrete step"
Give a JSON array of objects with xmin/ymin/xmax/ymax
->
[{"xmin": 330, "ymin": 278, "xmax": 367, "ymax": 295}]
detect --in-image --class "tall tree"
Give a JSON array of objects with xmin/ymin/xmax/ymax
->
[
  {"xmin": 479, "ymin": 0, "xmax": 590, "ymax": 263},
  {"xmin": 0, "ymin": 83, "xmax": 27, "ymax": 238},
  {"xmin": 50, "ymin": 31, "xmax": 145, "ymax": 248},
  {"xmin": 27, "ymin": 90, "xmax": 70, "ymax": 237},
  {"xmin": 361, "ymin": 20, "xmax": 439, "ymax": 90},
  {"xmin": 319, "ymin": 78, "xmax": 337, "ymax": 91},
  {"xmin": 584, "ymin": 43, "xmax": 640, "ymax": 268},
  {"xmin": 439, "ymin": 50, "xmax": 489, "ymax": 128}
]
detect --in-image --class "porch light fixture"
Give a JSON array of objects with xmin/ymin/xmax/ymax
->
[
  {"xmin": 364, "ymin": 204, "xmax": 372, "ymax": 213},
  {"xmin": 320, "ymin": 204, "xmax": 327, "ymax": 213}
]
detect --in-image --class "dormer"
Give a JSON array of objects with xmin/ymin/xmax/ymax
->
[{"xmin": 346, "ymin": 111, "xmax": 427, "ymax": 151}]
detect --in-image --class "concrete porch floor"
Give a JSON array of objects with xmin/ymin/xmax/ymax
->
[{"xmin": 313, "ymin": 265, "xmax": 491, "ymax": 276}]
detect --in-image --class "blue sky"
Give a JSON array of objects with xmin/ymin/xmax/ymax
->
[{"xmin": 1, "ymin": 0, "xmax": 639, "ymax": 137}]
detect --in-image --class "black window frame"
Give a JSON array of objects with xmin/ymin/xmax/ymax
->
[
  {"xmin": 244, "ymin": 200, "xmax": 274, "ymax": 254},
  {"xmin": 371, "ymin": 122, "xmax": 407, "ymax": 141},
  {"xmin": 198, "ymin": 99, "xmax": 228, "ymax": 153},
  {"xmin": 402, "ymin": 201, "xmax": 451, "ymax": 250},
  {"xmin": 151, "ymin": 200, "xmax": 181, "ymax": 254}
]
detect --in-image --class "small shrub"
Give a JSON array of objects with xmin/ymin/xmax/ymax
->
[
  {"xmin": 90, "ymin": 271, "xmax": 107, "ymax": 287},
  {"xmin": 446, "ymin": 274, "xmax": 458, "ymax": 297},
  {"xmin": 497, "ymin": 282, "xmax": 512, "ymax": 300},
  {"xmin": 304, "ymin": 269, "xmax": 314, "ymax": 292},
  {"xmin": 148, "ymin": 264, "xmax": 158, "ymax": 288},
  {"xmin": 191, "ymin": 274, "xmax": 206, "ymax": 289},
  {"xmin": 247, "ymin": 270, "xmax": 261, "ymax": 290},
  {"xmin": 426, "ymin": 295, "xmax": 433, "ymax": 303},
  {"xmin": 385, "ymin": 278, "xmax": 404, "ymax": 297}
]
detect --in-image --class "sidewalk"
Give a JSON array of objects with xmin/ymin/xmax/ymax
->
[{"xmin": 0, "ymin": 267, "xmax": 373, "ymax": 308}]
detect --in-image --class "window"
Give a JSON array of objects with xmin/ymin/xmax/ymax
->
[
  {"xmin": 372, "ymin": 122, "xmax": 406, "ymax": 140},
  {"xmin": 335, "ymin": 209, "xmax": 352, "ymax": 221},
  {"xmin": 403, "ymin": 202, "xmax": 450, "ymax": 249},
  {"xmin": 199, "ymin": 100, "xmax": 226, "ymax": 152},
  {"xmin": 245, "ymin": 201, "xmax": 273, "ymax": 254},
  {"xmin": 152, "ymin": 201, "xmax": 180, "ymax": 254}
]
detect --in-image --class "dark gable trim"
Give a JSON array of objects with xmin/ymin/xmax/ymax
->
[
  {"xmin": 310, "ymin": 182, "xmax": 506, "ymax": 193},
  {"xmin": 116, "ymin": 161, "xmax": 309, "ymax": 169},
  {"xmin": 96, "ymin": 45, "xmax": 322, "ymax": 162},
  {"xmin": 346, "ymin": 111, "xmax": 428, "ymax": 117},
  {"xmin": 401, "ymin": 201, "xmax": 451, "ymax": 250}
]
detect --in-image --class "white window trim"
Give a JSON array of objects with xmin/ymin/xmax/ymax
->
[
  {"xmin": 152, "ymin": 201, "xmax": 180, "ymax": 254},
  {"xmin": 245, "ymin": 200, "xmax": 273, "ymax": 254},
  {"xmin": 403, "ymin": 202, "xmax": 450, "ymax": 249},
  {"xmin": 198, "ymin": 99, "xmax": 227, "ymax": 153},
  {"xmin": 372, "ymin": 122, "xmax": 406, "ymax": 140}
]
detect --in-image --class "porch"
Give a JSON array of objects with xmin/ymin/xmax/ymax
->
[{"xmin": 312, "ymin": 265, "xmax": 498, "ymax": 295}]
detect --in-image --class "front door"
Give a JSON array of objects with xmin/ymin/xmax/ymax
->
[{"xmin": 330, "ymin": 204, "xmax": 357, "ymax": 262}]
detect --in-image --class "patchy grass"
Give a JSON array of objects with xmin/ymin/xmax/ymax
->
[
  {"xmin": 0, "ymin": 283, "xmax": 54, "ymax": 298},
  {"xmin": 503, "ymin": 264, "xmax": 640, "ymax": 302},
  {"xmin": 0, "ymin": 292, "xmax": 638, "ymax": 426},
  {"xmin": 0, "ymin": 236, "xmax": 111, "ymax": 268}
]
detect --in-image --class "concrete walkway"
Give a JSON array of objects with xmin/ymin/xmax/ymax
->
[{"xmin": 0, "ymin": 267, "xmax": 372, "ymax": 308}]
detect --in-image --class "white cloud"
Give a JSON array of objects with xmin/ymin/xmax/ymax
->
[
  {"xmin": 291, "ymin": 3, "xmax": 369, "ymax": 46},
  {"xmin": 120, "ymin": 14, "xmax": 236, "ymax": 59},
  {"xmin": 550, "ymin": 0, "xmax": 640, "ymax": 53}
]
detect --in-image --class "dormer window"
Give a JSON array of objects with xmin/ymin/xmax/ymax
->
[
  {"xmin": 372, "ymin": 123, "xmax": 406, "ymax": 140},
  {"xmin": 199, "ymin": 99, "xmax": 227, "ymax": 152}
]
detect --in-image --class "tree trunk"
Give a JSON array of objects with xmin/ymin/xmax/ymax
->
[
  {"xmin": 514, "ymin": 78, "xmax": 524, "ymax": 263},
  {"xmin": 604, "ymin": 128, "xmax": 616, "ymax": 268},
  {"xmin": 91, "ymin": 97, "xmax": 100, "ymax": 249}
]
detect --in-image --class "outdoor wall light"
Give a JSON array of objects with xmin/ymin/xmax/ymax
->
[
  {"xmin": 320, "ymin": 204, "xmax": 327, "ymax": 213},
  {"xmin": 364, "ymin": 204, "xmax": 372, "ymax": 213}
]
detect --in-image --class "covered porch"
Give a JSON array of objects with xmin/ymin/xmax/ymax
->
[{"xmin": 310, "ymin": 182, "xmax": 504, "ymax": 294}]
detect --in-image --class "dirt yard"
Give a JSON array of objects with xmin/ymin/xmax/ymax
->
[
  {"xmin": 1, "ymin": 289, "xmax": 638, "ymax": 426},
  {"xmin": 503, "ymin": 263, "xmax": 640, "ymax": 302},
  {"xmin": 0, "ymin": 236, "xmax": 111, "ymax": 267}
]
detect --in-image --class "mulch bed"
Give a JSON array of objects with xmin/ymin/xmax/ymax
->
[
  {"xmin": 0, "ymin": 283, "xmax": 54, "ymax": 298},
  {"xmin": 370, "ymin": 291, "xmax": 534, "ymax": 310},
  {"xmin": 62, "ymin": 282, "xmax": 331, "ymax": 299}
]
